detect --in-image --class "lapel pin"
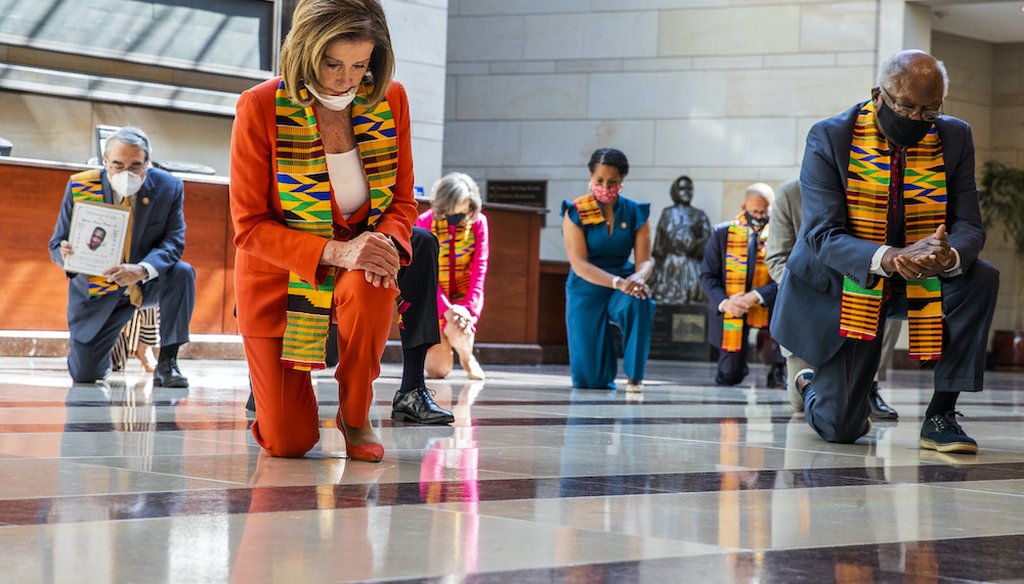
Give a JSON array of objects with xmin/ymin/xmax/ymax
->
[
  {"xmin": 142, "ymin": 197, "xmax": 150, "ymax": 205},
  {"xmin": 620, "ymin": 222, "xmax": 627, "ymax": 229}
]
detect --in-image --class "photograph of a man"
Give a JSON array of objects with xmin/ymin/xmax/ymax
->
[{"xmin": 87, "ymin": 226, "xmax": 107, "ymax": 251}]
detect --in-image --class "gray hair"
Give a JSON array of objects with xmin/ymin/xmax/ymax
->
[
  {"xmin": 431, "ymin": 172, "xmax": 482, "ymax": 219},
  {"xmin": 876, "ymin": 50, "xmax": 949, "ymax": 98},
  {"xmin": 104, "ymin": 126, "xmax": 152, "ymax": 161}
]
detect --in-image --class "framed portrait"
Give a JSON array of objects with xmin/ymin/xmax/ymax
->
[{"xmin": 64, "ymin": 201, "xmax": 131, "ymax": 277}]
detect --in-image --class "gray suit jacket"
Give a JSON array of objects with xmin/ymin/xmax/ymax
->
[
  {"xmin": 765, "ymin": 176, "xmax": 801, "ymax": 283},
  {"xmin": 771, "ymin": 102, "xmax": 985, "ymax": 366},
  {"xmin": 48, "ymin": 168, "xmax": 187, "ymax": 343}
]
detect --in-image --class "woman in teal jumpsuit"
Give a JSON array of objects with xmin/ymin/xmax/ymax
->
[{"xmin": 561, "ymin": 148, "xmax": 655, "ymax": 391}]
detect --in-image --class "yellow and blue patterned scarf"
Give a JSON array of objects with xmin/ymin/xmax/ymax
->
[
  {"xmin": 275, "ymin": 79, "xmax": 398, "ymax": 370},
  {"xmin": 841, "ymin": 100, "xmax": 945, "ymax": 360},
  {"xmin": 431, "ymin": 214, "xmax": 476, "ymax": 302},
  {"xmin": 722, "ymin": 212, "xmax": 770, "ymax": 352},
  {"xmin": 69, "ymin": 169, "xmax": 121, "ymax": 298}
]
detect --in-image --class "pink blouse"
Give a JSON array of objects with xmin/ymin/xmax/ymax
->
[{"xmin": 416, "ymin": 209, "xmax": 490, "ymax": 322}]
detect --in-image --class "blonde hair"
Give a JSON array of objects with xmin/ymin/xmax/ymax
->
[
  {"xmin": 431, "ymin": 173, "xmax": 483, "ymax": 221},
  {"xmin": 279, "ymin": 0, "xmax": 395, "ymax": 107}
]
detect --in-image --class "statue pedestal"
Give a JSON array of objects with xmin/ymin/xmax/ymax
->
[{"xmin": 649, "ymin": 303, "xmax": 710, "ymax": 361}]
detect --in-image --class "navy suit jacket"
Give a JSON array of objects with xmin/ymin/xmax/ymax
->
[
  {"xmin": 771, "ymin": 102, "xmax": 985, "ymax": 366},
  {"xmin": 700, "ymin": 221, "xmax": 779, "ymax": 348},
  {"xmin": 48, "ymin": 168, "xmax": 187, "ymax": 343}
]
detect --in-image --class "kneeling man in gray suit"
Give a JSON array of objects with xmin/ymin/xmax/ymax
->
[
  {"xmin": 772, "ymin": 50, "xmax": 998, "ymax": 454},
  {"xmin": 49, "ymin": 126, "xmax": 195, "ymax": 387}
]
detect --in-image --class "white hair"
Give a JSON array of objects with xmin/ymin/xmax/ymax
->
[{"xmin": 745, "ymin": 182, "xmax": 774, "ymax": 203}]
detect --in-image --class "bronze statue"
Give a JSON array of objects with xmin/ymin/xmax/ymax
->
[{"xmin": 650, "ymin": 176, "xmax": 712, "ymax": 305}]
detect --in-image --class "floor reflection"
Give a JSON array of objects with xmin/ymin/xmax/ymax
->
[{"xmin": 0, "ymin": 358, "xmax": 1021, "ymax": 582}]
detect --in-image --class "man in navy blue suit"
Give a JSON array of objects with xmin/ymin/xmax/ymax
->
[
  {"xmin": 772, "ymin": 50, "xmax": 998, "ymax": 454},
  {"xmin": 49, "ymin": 127, "xmax": 195, "ymax": 387},
  {"xmin": 700, "ymin": 183, "xmax": 785, "ymax": 388}
]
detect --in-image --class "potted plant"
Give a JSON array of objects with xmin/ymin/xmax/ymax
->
[{"xmin": 979, "ymin": 161, "xmax": 1024, "ymax": 368}]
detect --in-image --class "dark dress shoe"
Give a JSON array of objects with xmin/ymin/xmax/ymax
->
[
  {"xmin": 391, "ymin": 387, "xmax": 454, "ymax": 425},
  {"xmin": 765, "ymin": 363, "xmax": 786, "ymax": 389},
  {"xmin": 869, "ymin": 383, "xmax": 898, "ymax": 420},
  {"xmin": 153, "ymin": 359, "xmax": 189, "ymax": 388}
]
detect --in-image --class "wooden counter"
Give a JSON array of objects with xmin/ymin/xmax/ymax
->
[{"xmin": 0, "ymin": 157, "xmax": 545, "ymax": 344}]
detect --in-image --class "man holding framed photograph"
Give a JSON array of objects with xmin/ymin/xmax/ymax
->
[{"xmin": 48, "ymin": 126, "xmax": 195, "ymax": 387}]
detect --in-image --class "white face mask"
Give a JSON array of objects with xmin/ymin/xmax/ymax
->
[
  {"xmin": 305, "ymin": 84, "xmax": 357, "ymax": 111},
  {"xmin": 110, "ymin": 170, "xmax": 145, "ymax": 199}
]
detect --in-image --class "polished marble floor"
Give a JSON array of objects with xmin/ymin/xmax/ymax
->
[{"xmin": 1, "ymin": 356, "xmax": 1023, "ymax": 583}]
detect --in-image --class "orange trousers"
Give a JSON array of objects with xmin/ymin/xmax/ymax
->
[{"xmin": 243, "ymin": 270, "xmax": 399, "ymax": 457}]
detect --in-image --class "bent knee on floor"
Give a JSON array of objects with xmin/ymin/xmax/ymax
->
[
  {"xmin": 821, "ymin": 423, "xmax": 869, "ymax": 445},
  {"xmin": 425, "ymin": 363, "xmax": 452, "ymax": 378},
  {"xmin": 70, "ymin": 363, "xmax": 109, "ymax": 384},
  {"xmin": 255, "ymin": 419, "xmax": 320, "ymax": 458},
  {"xmin": 261, "ymin": 433, "xmax": 319, "ymax": 458}
]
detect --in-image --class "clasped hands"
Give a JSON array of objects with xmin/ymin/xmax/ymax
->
[
  {"xmin": 59, "ymin": 240, "xmax": 147, "ymax": 286},
  {"xmin": 614, "ymin": 274, "xmax": 651, "ymax": 299},
  {"xmin": 721, "ymin": 291, "xmax": 761, "ymax": 317},
  {"xmin": 321, "ymin": 231, "xmax": 401, "ymax": 289},
  {"xmin": 880, "ymin": 224, "xmax": 956, "ymax": 281},
  {"xmin": 444, "ymin": 305, "xmax": 475, "ymax": 333}
]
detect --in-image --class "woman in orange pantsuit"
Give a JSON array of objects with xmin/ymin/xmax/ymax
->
[{"xmin": 229, "ymin": 0, "xmax": 450, "ymax": 462}]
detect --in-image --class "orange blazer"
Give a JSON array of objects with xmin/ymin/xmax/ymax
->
[{"xmin": 229, "ymin": 77, "xmax": 418, "ymax": 337}]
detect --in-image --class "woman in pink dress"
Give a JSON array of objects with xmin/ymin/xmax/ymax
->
[{"xmin": 416, "ymin": 173, "xmax": 489, "ymax": 380}]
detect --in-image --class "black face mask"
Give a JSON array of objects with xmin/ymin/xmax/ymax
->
[
  {"xmin": 446, "ymin": 213, "xmax": 467, "ymax": 226},
  {"xmin": 745, "ymin": 212, "xmax": 768, "ymax": 230},
  {"xmin": 877, "ymin": 99, "xmax": 933, "ymax": 147}
]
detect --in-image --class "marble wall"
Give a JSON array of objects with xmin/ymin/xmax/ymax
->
[
  {"xmin": 443, "ymin": 0, "xmax": 880, "ymax": 260},
  {"xmin": 0, "ymin": 0, "xmax": 449, "ymax": 187},
  {"xmin": 934, "ymin": 35, "xmax": 1024, "ymax": 330}
]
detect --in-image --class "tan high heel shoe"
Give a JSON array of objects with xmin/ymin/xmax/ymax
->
[{"xmin": 135, "ymin": 346, "xmax": 156, "ymax": 373}]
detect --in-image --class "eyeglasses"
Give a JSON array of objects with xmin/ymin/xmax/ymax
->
[{"xmin": 877, "ymin": 85, "xmax": 942, "ymax": 122}]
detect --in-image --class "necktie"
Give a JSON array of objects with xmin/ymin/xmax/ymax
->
[
  {"xmin": 119, "ymin": 196, "xmax": 143, "ymax": 307},
  {"xmin": 887, "ymin": 147, "xmax": 906, "ymax": 248},
  {"xmin": 447, "ymin": 222, "xmax": 458, "ymax": 298},
  {"xmin": 745, "ymin": 228, "xmax": 759, "ymax": 291}
]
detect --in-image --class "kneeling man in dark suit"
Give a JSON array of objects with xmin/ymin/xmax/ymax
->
[
  {"xmin": 49, "ymin": 126, "xmax": 195, "ymax": 387},
  {"xmin": 700, "ymin": 183, "xmax": 785, "ymax": 388},
  {"xmin": 772, "ymin": 50, "xmax": 998, "ymax": 454}
]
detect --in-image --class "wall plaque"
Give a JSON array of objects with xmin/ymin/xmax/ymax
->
[{"xmin": 486, "ymin": 180, "xmax": 547, "ymax": 208}]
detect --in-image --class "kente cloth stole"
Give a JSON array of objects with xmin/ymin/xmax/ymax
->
[
  {"xmin": 431, "ymin": 216, "xmax": 476, "ymax": 302},
  {"xmin": 69, "ymin": 169, "xmax": 122, "ymax": 298},
  {"xmin": 721, "ymin": 213, "xmax": 770, "ymax": 352},
  {"xmin": 274, "ymin": 80, "xmax": 398, "ymax": 370},
  {"xmin": 573, "ymin": 194, "xmax": 604, "ymax": 226},
  {"xmin": 841, "ymin": 100, "xmax": 945, "ymax": 360}
]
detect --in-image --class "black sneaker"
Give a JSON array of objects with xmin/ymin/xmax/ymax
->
[
  {"xmin": 919, "ymin": 411, "xmax": 978, "ymax": 454},
  {"xmin": 788, "ymin": 368, "xmax": 814, "ymax": 412}
]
